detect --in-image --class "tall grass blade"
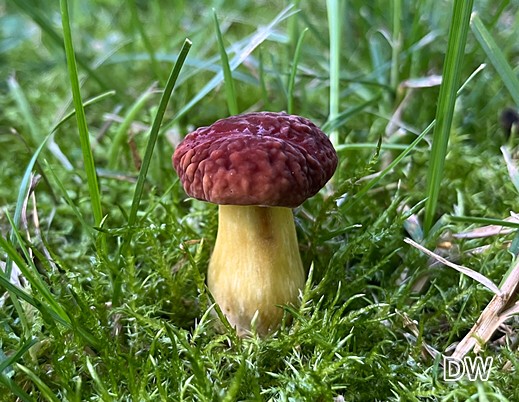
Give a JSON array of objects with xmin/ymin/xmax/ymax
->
[
  {"xmin": 214, "ymin": 10, "xmax": 239, "ymax": 116},
  {"xmin": 471, "ymin": 14, "xmax": 519, "ymax": 106},
  {"xmin": 326, "ymin": 0, "xmax": 341, "ymax": 147},
  {"xmin": 112, "ymin": 38, "xmax": 191, "ymax": 304},
  {"xmin": 127, "ymin": 38, "xmax": 192, "ymax": 228},
  {"xmin": 287, "ymin": 28, "xmax": 308, "ymax": 114},
  {"xmin": 423, "ymin": 0, "xmax": 474, "ymax": 234},
  {"xmin": 60, "ymin": 0, "xmax": 103, "ymax": 227}
]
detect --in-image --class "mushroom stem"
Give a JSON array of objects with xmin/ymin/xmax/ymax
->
[{"xmin": 208, "ymin": 205, "xmax": 305, "ymax": 336}]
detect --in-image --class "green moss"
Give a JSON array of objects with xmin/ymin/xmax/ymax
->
[{"xmin": 1, "ymin": 0, "xmax": 518, "ymax": 400}]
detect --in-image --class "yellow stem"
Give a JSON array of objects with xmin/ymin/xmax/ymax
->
[{"xmin": 208, "ymin": 205, "xmax": 305, "ymax": 336}]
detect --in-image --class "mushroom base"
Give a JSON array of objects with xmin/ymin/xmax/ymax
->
[{"xmin": 208, "ymin": 205, "xmax": 305, "ymax": 337}]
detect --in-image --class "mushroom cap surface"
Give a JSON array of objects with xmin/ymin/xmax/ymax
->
[{"xmin": 173, "ymin": 112, "xmax": 338, "ymax": 208}]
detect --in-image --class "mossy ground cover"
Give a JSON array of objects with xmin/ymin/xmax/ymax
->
[{"xmin": 1, "ymin": 0, "xmax": 519, "ymax": 400}]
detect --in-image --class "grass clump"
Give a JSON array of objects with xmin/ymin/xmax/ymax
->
[{"xmin": 1, "ymin": 0, "xmax": 519, "ymax": 400}]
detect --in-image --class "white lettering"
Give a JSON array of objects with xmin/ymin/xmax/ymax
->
[{"xmin": 443, "ymin": 356, "xmax": 493, "ymax": 382}]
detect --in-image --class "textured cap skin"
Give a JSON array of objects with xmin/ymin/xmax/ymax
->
[{"xmin": 173, "ymin": 112, "xmax": 338, "ymax": 208}]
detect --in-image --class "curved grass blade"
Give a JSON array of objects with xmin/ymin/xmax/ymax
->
[
  {"xmin": 322, "ymin": 96, "xmax": 380, "ymax": 133},
  {"xmin": 2, "ymin": 132, "xmax": 52, "ymax": 337},
  {"xmin": 405, "ymin": 238, "xmax": 502, "ymax": 296},
  {"xmin": 51, "ymin": 91, "xmax": 116, "ymax": 134},
  {"xmin": 127, "ymin": 38, "xmax": 192, "ymax": 228},
  {"xmin": 85, "ymin": 357, "xmax": 112, "ymax": 401}
]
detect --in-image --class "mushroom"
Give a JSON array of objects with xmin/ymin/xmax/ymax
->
[{"xmin": 173, "ymin": 112, "xmax": 337, "ymax": 336}]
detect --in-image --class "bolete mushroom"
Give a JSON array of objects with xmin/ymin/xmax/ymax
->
[{"xmin": 173, "ymin": 111, "xmax": 337, "ymax": 336}]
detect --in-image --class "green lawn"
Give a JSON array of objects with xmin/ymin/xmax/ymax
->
[{"xmin": 1, "ymin": 0, "xmax": 519, "ymax": 400}]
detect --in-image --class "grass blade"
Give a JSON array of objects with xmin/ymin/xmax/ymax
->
[
  {"xmin": 0, "ymin": 266, "xmax": 71, "ymax": 328},
  {"xmin": 12, "ymin": 0, "xmax": 112, "ymax": 94},
  {"xmin": 326, "ymin": 0, "xmax": 341, "ymax": 147},
  {"xmin": 0, "ymin": 273, "xmax": 45, "ymax": 314},
  {"xmin": 2, "ymin": 133, "xmax": 52, "ymax": 337},
  {"xmin": 5, "ymin": 134, "xmax": 50, "ymax": 276},
  {"xmin": 129, "ymin": 0, "xmax": 165, "ymax": 85},
  {"xmin": 0, "ymin": 337, "xmax": 37, "ymax": 374},
  {"xmin": 0, "ymin": 373, "xmax": 33, "ymax": 402},
  {"xmin": 405, "ymin": 238, "xmax": 502, "ymax": 295},
  {"xmin": 0, "ymin": 221, "xmax": 71, "ymax": 326},
  {"xmin": 344, "ymin": 120, "xmax": 434, "ymax": 212},
  {"xmin": 449, "ymin": 215, "xmax": 519, "ymax": 230},
  {"xmin": 7, "ymin": 76, "xmax": 41, "ymax": 146},
  {"xmin": 127, "ymin": 38, "xmax": 192, "ymax": 228},
  {"xmin": 390, "ymin": 0, "xmax": 402, "ymax": 89},
  {"xmin": 423, "ymin": 0, "xmax": 475, "ymax": 234},
  {"xmin": 85, "ymin": 357, "xmax": 112, "ymax": 401},
  {"xmin": 17, "ymin": 364, "xmax": 61, "ymax": 402},
  {"xmin": 108, "ymin": 87, "xmax": 156, "ymax": 169},
  {"xmin": 113, "ymin": 38, "xmax": 191, "ymax": 307},
  {"xmin": 173, "ymin": 5, "xmax": 297, "ymax": 122},
  {"xmin": 214, "ymin": 10, "xmax": 239, "ymax": 116},
  {"xmin": 501, "ymin": 145, "xmax": 519, "ymax": 194},
  {"xmin": 322, "ymin": 96, "xmax": 380, "ymax": 133},
  {"xmin": 471, "ymin": 13, "xmax": 519, "ymax": 106},
  {"xmin": 60, "ymin": 0, "xmax": 103, "ymax": 227},
  {"xmin": 45, "ymin": 162, "xmax": 95, "ymax": 240},
  {"xmin": 51, "ymin": 91, "xmax": 116, "ymax": 134},
  {"xmin": 287, "ymin": 28, "xmax": 308, "ymax": 114}
]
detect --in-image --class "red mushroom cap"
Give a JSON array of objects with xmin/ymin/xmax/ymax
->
[{"xmin": 173, "ymin": 112, "xmax": 338, "ymax": 208}]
